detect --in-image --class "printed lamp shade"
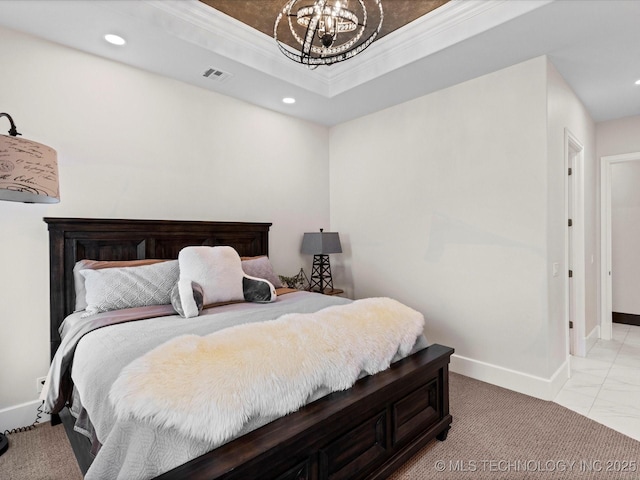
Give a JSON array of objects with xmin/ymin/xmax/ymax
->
[{"xmin": 0, "ymin": 134, "xmax": 59, "ymax": 203}]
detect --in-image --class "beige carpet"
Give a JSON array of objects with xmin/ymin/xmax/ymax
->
[
  {"xmin": 0, "ymin": 423, "xmax": 82, "ymax": 480},
  {"xmin": 1, "ymin": 373, "xmax": 639, "ymax": 479},
  {"xmin": 390, "ymin": 373, "xmax": 640, "ymax": 480}
]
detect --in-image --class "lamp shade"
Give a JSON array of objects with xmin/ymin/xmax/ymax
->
[
  {"xmin": 301, "ymin": 231, "xmax": 342, "ymax": 254},
  {"xmin": 0, "ymin": 134, "xmax": 59, "ymax": 203}
]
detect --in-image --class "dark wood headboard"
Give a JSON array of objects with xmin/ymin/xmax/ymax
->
[{"xmin": 44, "ymin": 218, "xmax": 272, "ymax": 359}]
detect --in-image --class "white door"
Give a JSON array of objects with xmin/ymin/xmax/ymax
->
[{"xmin": 565, "ymin": 130, "xmax": 586, "ymax": 357}]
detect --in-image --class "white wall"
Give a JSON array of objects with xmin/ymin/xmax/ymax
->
[
  {"xmin": 0, "ymin": 27, "xmax": 330, "ymax": 430},
  {"xmin": 329, "ymin": 56, "xmax": 597, "ymax": 399},
  {"xmin": 610, "ymin": 162, "xmax": 640, "ymax": 314},
  {"xmin": 597, "ymin": 116, "xmax": 640, "ymax": 157},
  {"xmin": 330, "ymin": 57, "xmax": 562, "ymax": 398}
]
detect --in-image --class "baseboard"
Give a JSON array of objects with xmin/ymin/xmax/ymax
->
[
  {"xmin": 450, "ymin": 354, "xmax": 569, "ymax": 401},
  {"xmin": 613, "ymin": 312, "xmax": 640, "ymax": 326},
  {"xmin": 0, "ymin": 400, "xmax": 50, "ymax": 433},
  {"xmin": 585, "ymin": 324, "xmax": 600, "ymax": 352}
]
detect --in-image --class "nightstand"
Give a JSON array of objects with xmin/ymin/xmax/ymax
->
[{"xmin": 319, "ymin": 288, "xmax": 344, "ymax": 296}]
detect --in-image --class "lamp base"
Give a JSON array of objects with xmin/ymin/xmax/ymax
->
[
  {"xmin": 0, "ymin": 432, "xmax": 8, "ymax": 456},
  {"xmin": 308, "ymin": 254, "xmax": 334, "ymax": 293}
]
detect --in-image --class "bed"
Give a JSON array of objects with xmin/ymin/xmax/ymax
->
[{"xmin": 44, "ymin": 217, "xmax": 453, "ymax": 480}]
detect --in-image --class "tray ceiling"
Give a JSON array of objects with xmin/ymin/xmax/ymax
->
[
  {"xmin": 199, "ymin": 0, "xmax": 450, "ymax": 46},
  {"xmin": 0, "ymin": 0, "xmax": 639, "ymax": 126}
]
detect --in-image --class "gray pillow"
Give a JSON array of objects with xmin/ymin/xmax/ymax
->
[
  {"xmin": 241, "ymin": 256, "xmax": 282, "ymax": 288},
  {"xmin": 73, "ymin": 259, "xmax": 168, "ymax": 312},
  {"xmin": 243, "ymin": 276, "xmax": 276, "ymax": 303},
  {"xmin": 171, "ymin": 280, "xmax": 204, "ymax": 318},
  {"xmin": 80, "ymin": 261, "xmax": 179, "ymax": 316}
]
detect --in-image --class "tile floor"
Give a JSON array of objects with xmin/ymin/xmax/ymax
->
[{"xmin": 554, "ymin": 323, "xmax": 640, "ymax": 442}]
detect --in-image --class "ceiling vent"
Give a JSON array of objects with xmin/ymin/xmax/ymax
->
[{"xmin": 203, "ymin": 67, "xmax": 232, "ymax": 82}]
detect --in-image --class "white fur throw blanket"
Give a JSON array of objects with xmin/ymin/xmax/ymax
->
[{"xmin": 109, "ymin": 297, "xmax": 425, "ymax": 445}]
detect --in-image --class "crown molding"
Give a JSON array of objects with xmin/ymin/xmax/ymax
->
[{"xmin": 326, "ymin": 0, "xmax": 554, "ymax": 96}]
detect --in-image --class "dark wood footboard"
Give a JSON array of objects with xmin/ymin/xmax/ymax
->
[{"xmin": 157, "ymin": 343, "xmax": 453, "ymax": 480}]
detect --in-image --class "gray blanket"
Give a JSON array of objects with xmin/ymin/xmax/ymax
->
[
  {"xmin": 41, "ymin": 304, "xmax": 179, "ymax": 414},
  {"xmin": 45, "ymin": 292, "xmax": 426, "ymax": 479}
]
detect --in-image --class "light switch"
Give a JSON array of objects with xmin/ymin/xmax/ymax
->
[{"xmin": 552, "ymin": 263, "xmax": 559, "ymax": 277}]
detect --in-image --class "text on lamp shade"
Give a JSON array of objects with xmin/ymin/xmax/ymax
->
[{"xmin": 0, "ymin": 134, "xmax": 59, "ymax": 202}]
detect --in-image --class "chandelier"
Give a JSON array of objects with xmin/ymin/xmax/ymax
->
[{"xmin": 274, "ymin": 0, "xmax": 384, "ymax": 67}]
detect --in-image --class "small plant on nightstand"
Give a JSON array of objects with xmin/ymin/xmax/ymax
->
[{"xmin": 278, "ymin": 268, "xmax": 309, "ymax": 290}]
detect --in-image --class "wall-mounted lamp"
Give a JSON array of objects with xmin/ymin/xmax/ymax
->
[
  {"xmin": 0, "ymin": 112, "xmax": 59, "ymax": 203},
  {"xmin": 301, "ymin": 229, "xmax": 342, "ymax": 293}
]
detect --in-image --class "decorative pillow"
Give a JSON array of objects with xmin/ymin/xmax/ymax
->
[
  {"xmin": 73, "ymin": 259, "xmax": 167, "ymax": 312},
  {"xmin": 178, "ymin": 246, "xmax": 245, "ymax": 305},
  {"xmin": 241, "ymin": 256, "xmax": 282, "ymax": 288},
  {"xmin": 243, "ymin": 275, "xmax": 276, "ymax": 303},
  {"xmin": 80, "ymin": 260, "xmax": 179, "ymax": 316},
  {"xmin": 171, "ymin": 280, "xmax": 204, "ymax": 318}
]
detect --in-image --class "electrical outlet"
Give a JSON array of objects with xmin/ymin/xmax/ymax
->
[{"xmin": 36, "ymin": 376, "xmax": 46, "ymax": 394}]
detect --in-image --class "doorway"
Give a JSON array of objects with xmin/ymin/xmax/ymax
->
[{"xmin": 600, "ymin": 151, "xmax": 640, "ymax": 340}]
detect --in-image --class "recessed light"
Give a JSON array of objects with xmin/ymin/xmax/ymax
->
[
  {"xmin": 282, "ymin": 97, "xmax": 296, "ymax": 104},
  {"xmin": 104, "ymin": 34, "xmax": 126, "ymax": 46},
  {"xmin": 635, "ymin": 79, "xmax": 640, "ymax": 85}
]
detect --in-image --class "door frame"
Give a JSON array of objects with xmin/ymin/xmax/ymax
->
[
  {"xmin": 565, "ymin": 129, "xmax": 586, "ymax": 357},
  {"xmin": 600, "ymin": 151, "xmax": 640, "ymax": 340}
]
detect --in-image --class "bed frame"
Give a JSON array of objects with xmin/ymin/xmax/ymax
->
[{"xmin": 45, "ymin": 217, "xmax": 453, "ymax": 480}]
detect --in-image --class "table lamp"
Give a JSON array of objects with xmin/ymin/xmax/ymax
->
[{"xmin": 301, "ymin": 229, "xmax": 342, "ymax": 293}]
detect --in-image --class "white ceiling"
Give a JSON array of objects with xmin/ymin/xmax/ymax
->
[{"xmin": 1, "ymin": 0, "xmax": 639, "ymax": 126}]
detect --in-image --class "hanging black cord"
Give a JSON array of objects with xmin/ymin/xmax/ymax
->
[{"xmin": 2, "ymin": 401, "xmax": 44, "ymax": 436}]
